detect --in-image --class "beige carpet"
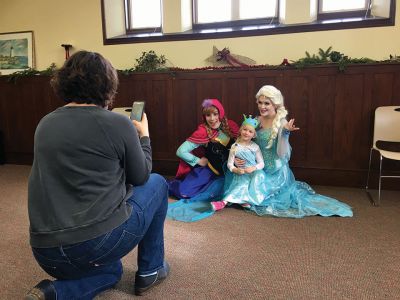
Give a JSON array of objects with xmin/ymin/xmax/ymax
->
[{"xmin": 1, "ymin": 164, "xmax": 399, "ymax": 300}]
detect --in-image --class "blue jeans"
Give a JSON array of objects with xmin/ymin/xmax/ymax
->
[{"xmin": 31, "ymin": 173, "xmax": 168, "ymax": 300}]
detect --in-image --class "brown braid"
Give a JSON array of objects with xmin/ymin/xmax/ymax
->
[
  {"xmin": 205, "ymin": 125, "xmax": 213, "ymax": 139},
  {"xmin": 220, "ymin": 116, "xmax": 234, "ymax": 138}
]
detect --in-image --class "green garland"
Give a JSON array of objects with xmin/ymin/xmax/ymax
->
[
  {"xmin": 291, "ymin": 46, "xmax": 377, "ymax": 71},
  {"xmin": 118, "ymin": 50, "xmax": 168, "ymax": 75},
  {"xmin": 2, "ymin": 49, "xmax": 400, "ymax": 82},
  {"xmin": 5, "ymin": 63, "xmax": 57, "ymax": 84}
]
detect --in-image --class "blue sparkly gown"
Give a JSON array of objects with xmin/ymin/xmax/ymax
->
[
  {"xmin": 223, "ymin": 142, "xmax": 268, "ymax": 205},
  {"xmin": 245, "ymin": 126, "xmax": 353, "ymax": 218}
]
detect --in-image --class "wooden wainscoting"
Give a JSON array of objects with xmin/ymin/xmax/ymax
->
[{"xmin": 1, "ymin": 63, "xmax": 400, "ymax": 188}]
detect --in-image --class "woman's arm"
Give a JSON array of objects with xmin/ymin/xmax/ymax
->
[
  {"xmin": 176, "ymin": 141, "xmax": 206, "ymax": 167},
  {"xmin": 234, "ymin": 157, "xmax": 246, "ymax": 168},
  {"xmin": 228, "ymin": 145, "xmax": 245, "ymax": 174},
  {"xmin": 276, "ymin": 127, "xmax": 290, "ymax": 159},
  {"xmin": 254, "ymin": 146, "xmax": 265, "ymax": 170},
  {"xmin": 122, "ymin": 114, "xmax": 152, "ymax": 185},
  {"xmin": 227, "ymin": 147, "xmax": 236, "ymax": 172},
  {"xmin": 277, "ymin": 118, "xmax": 299, "ymax": 158}
]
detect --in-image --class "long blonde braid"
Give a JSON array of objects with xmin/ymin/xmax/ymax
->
[{"xmin": 267, "ymin": 105, "xmax": 288, "ymax": 149}]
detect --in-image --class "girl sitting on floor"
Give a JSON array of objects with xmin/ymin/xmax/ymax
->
[{"xmin": 211, "ymin": 115, "xmax": 267, "ymax": 211}]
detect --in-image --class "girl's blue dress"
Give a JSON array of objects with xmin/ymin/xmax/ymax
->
[
  {"xmin": 223, "ymin": 142, "xmax": 268, "ymax": 205},
  {"xmin": 245, "ymin": 127, "xmax": 353, "ymax": 218}
]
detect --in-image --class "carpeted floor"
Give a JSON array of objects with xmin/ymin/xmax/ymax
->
[{"xmin": 1, "ymin": 164, "xmax": 399, "ymax": 300}]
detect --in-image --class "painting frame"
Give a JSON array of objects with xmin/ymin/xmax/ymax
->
[{"xmin": 0, "ymin": 31, "xmax": 35, "ymax": 75}]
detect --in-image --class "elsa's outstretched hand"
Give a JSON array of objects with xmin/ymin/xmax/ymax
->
[{"xmin": 284, "ymin": 119, "xmax": 300, "ymax": 132}]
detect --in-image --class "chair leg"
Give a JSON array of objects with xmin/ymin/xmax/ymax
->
[
  {"xmin": 366, "ymin": 148, "xmax": 373, "ymax": 190},
  {"xmin": 365, "ymin": 148, "xmax": 377, "ymax": 206},
  {"xmin": 377, "ymin": 154, "xmax": 383, "ymax": 206}
]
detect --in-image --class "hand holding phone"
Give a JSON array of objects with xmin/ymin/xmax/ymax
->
[
  {"xmin": 130, "ymin": 101, "xmax": 145, "ymax": 121},
  {"xmin": 133, "ymin": 112, "xmax": 149, "ymax": 138}
]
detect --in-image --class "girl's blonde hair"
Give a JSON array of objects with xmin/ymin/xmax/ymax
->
[{"xmin": 236, "ymin": 124, "xmax": 257, "ymax": 143}]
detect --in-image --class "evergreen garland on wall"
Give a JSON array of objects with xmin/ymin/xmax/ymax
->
[{"xmin": 2, "ymin": 48, "xmax": 400, "ymax": 83}]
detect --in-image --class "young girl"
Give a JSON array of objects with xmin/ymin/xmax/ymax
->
[
  {"xmin": 168, "ymin": 99, "xmax": 239, "ymax": 200},
  {"xmin": 211, "ymin": 115, "xmax": 267, "ymax": 211}
]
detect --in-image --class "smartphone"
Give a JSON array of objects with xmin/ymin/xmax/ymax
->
[{"xmin": 130, "ymin": 101, "xmax": 145, "ymax": 121}]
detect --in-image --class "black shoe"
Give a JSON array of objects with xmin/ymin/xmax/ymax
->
[
  {"xmin": 24, "ymin": 279, "xmax": 56, "ymax": 300},
  {"xmin": 134, "ymin": 261, "xmax": 170, "ymax": 296}
]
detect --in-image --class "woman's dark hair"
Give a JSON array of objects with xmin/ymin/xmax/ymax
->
[{"xmin": 50, "ymin": 50, "xmax": 118, "ymax": 107}]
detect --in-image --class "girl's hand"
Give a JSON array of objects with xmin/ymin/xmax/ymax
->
[
  {"xmin": 284, "ymin": 118, "xmax": 300, "ymax": 132},
  {"xmin": 233, "ymin": 167, "xmax": 245, "ymax": 175},
  {"xmin": 234, "ymin": 157, "xmax": 246, "ymax": 168},
  {"xmin": 244, "ymin": 166, "xmax": 256, "ymax": 174},
  {"xmin": 197, "ymin": 157, "xmax": 209, "ymax": 167},
  {"xmin": 132, "ymin": 113, "xmax": 149, "ymax": 138}
]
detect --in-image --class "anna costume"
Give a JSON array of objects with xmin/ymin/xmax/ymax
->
[{"xmin": 169, "ymin": 99, "xmax": 239, "ymax": 199}]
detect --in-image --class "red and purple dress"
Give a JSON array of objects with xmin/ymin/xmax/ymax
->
[{"xmin": 169, "ymin": 107, "xmax": 239, "ymax": 200}]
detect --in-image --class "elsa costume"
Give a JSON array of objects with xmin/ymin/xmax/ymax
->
[{"xmin": 245, "ymin": 122, "xmax": 353, "ymax": 218}]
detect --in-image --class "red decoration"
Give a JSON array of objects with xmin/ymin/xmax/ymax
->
[
  {"xmin": 168, "ymin": 64, "xmax": 270, "ymax": 72},
  {"xmin": 216, "ymin": 47, "xmax": 249, "ymax": 67},
  {"xmin": 280, "ymin": 58, "xmax": 291, "ymax": 66}
]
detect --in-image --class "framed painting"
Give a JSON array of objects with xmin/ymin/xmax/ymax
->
[{"xmin": 0, "ymin": 31, "xmax": 35, "ymax": 75}]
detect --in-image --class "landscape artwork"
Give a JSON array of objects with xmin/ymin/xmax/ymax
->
[{"xmin": 0, "ymin": 31, "xmax": 34, "ymax": 75}]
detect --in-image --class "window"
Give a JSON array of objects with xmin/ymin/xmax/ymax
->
[
  {"xmin": 193, "ymin": 0, "xmax": 278, "ymax": 30},
  {"xmin": 101, "ymin": 0, "xmax": 395, "ymax": 44},
  {"xmin": 318, "ymin": 0, "xmax": 370, "ymax": 20},
  {"xmin": 125, "ymin": 0, "xmax": 162, "ymax": 33},
  {"xmin": 320, "ymin": 0, "xmax": 368, "ymax": 13}
]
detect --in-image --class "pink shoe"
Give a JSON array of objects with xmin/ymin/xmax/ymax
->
[
  {"xmin": 241, "ymin": 203, "xmax": 251, "ymax": 209},
  {"xmin": 211, "ymin": 201, "xmax": 226, "ymax": 211}
]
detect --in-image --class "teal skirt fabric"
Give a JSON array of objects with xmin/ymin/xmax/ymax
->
[
  {"xmin": 167, "ymin": 160, "xmax": 353, "ymax": 222},
  {"xmin": 167, "ymin": 177, "xmax": 223, "ymax": 222},
  {"xmin": 167, "ymin": 200, "xmax": 214, "ymax": 222},
  {"xmin": 244, "ymin": 163, "xmax": 353, "ymax": 218}
]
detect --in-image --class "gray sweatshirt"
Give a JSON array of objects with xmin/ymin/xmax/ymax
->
[{"xmin": 28, "ymin": 106, "xmax": 152, "ymax": 248}]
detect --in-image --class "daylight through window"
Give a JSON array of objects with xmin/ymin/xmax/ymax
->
[
  {"xmin": 194, "ymin": 0, "xmax": 278, "ymax": 27},
  {"xmin": 126, "ymin": 0, "xmax": 162, "ymax": 32}
]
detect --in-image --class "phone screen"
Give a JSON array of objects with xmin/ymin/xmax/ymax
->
[{"xmin": 130, "ymin": 101, "xmax": 145, "ymax": 121}]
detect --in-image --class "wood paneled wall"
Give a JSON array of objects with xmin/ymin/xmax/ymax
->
[{"xmin": 1, "ymin": 64, "xmax": 400, "ymax": 189}]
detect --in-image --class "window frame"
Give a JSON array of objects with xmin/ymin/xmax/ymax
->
[
  {"xmin": 101, "ymin": 0, "xmax": 396, "ymax": 45},
  {"xmin": 192, "ymin": 0, "xmax": 279, "ymax": 30},
  {"xmin": 317, "ymin": 0, "xmax": 371, "ymax": 21},
  {"xmin": 124, "ymin": 0, "xmax": 162, "ymax": 34}
]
